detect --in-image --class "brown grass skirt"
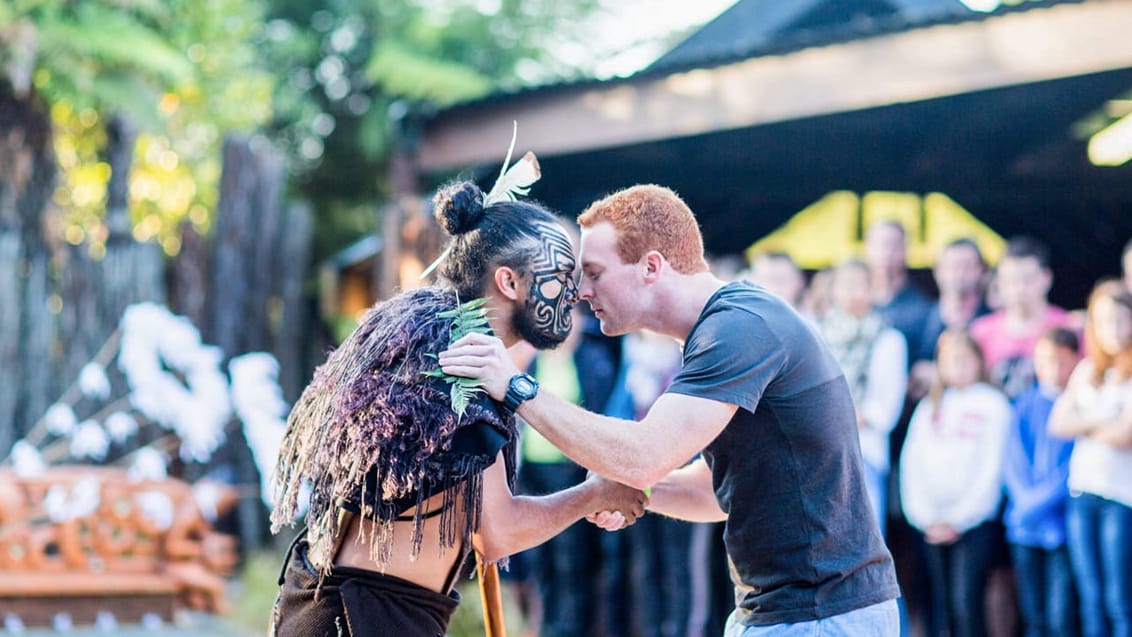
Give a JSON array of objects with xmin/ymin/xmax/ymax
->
[{"xmin": 271, "ymin": 534, "xmax": 460, "ymax": 637}]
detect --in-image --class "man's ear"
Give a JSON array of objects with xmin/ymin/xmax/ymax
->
[
  {"xmin": 493, "ymin": 266, "xmax": 522, "ymax": 301},
  {"xmin": 642, "ymin": 251, "xmax": 665, "ymax": 283}
]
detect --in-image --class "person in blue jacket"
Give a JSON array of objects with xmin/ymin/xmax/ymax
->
[{"xmin": 1003, "ymin": 327, "xmax": 1081, "ymax": 637}]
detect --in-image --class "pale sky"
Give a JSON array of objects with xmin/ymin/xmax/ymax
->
[
  {"xmin": 576, "ymin": 0, "xmax": 1000, "ymax": 77},
  {"xmin": 572, "ymin": 0, "xmax": 739, "ymax": 78}
]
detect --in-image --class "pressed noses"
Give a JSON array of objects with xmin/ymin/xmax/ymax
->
[{"xmin": 565, "ymin": 275, "xmax": 580, "ymax": 305}]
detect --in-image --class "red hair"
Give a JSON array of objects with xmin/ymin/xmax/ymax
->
[
  {"xmin": 1083, "ymin": 279, "xmax": 1132, "ymax": 384},
  {"xmin": 577, "ymin": 185, "xmax": 709, "ymax": 274}
]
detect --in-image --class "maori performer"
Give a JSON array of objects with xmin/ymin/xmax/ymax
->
[{"xmin": 268, "ymin": 158, "xmax": 647, "ymax": 637}]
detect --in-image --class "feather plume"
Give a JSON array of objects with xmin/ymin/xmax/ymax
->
[
  {"xmin": 419, "ymin": 122, "xmax": 541, "ymax": 281},
  {"xmin": 483, "ymin": 150, "xmax": 541, "ymax": 206},
  {"xmin": 485, "ymin": 122, "xmax": 541, "ymax": 206}
]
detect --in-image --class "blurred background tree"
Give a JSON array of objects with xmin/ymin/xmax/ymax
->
[
  {"xmin": 1, "ymin": 0, "xmax": 275, "ymax": 256},
  {"xmin": 260, "ymin": 0, "xmax": 602, "ymax": 263},
  {"xmin": 2, "ymin": 0, "xmax": 605, "ymax": 263}
]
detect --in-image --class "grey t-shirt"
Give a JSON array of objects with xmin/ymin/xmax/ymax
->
[{"xmin": 667, "ymin": 281, "xmax": 899, "ymax": 626}]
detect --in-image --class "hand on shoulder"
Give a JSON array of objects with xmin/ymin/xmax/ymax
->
[{"xmin": 439, "ymin": 332, "xmax": 518, "ymax": 401}]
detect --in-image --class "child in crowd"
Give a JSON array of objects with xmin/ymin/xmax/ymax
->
[
  {"xmin": 900, "ymin": 329, "xmax": 1012, "ymax": 637},
  {"xmin": 1050, "ymin": 280, "xmax": 1132, "ymax": 637},
  {"xmin": 1003, "ymin": 327, "xmax": 1081, "ymax": 637}
]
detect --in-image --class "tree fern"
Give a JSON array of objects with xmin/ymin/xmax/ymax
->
[{"xmin": 423, "ymin": 296, "xmax": 492, "ymax": 420}]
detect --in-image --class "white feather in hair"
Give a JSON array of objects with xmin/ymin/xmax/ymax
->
[{"xmin": 420, "ymin": 122, "xmax": 540, "ymax": 280}]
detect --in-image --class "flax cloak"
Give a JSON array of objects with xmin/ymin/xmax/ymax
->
[{"xmin": 270, "ymin": 286, "xmax": 519, "ymax": 573}]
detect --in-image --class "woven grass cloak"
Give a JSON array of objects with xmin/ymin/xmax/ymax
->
[{"xmin": 269, "ymin": 287, "xmax": 518, "ymax": 573}]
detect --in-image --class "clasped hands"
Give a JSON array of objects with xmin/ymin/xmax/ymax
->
[{"xmin": 584, "ymin": 472, "xmax": 649, "ymax": 532}]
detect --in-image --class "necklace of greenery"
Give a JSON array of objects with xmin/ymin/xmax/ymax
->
[{"xmin": 423, "ymin": 295, "xmax": 492, "ymax": 420}]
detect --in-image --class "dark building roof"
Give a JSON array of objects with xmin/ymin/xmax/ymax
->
[
  {"xmin": 438, "ymin": 0, "xmax": 1084, "ymax": 112},
  {"xmin": 649, "ymin": 0, "xmax": 969, "ymax": 73},
  {"xmin": 417, "ymin": 0, "xmax": 1132, "ymax": 309}
]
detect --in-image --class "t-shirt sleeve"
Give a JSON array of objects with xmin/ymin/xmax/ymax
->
[{"xmin": 665, "ymin": 308, "xmax": 787, "ymax": 414}]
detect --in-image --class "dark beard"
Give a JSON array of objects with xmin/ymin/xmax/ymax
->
[{"xmin": 513, "ymin": 300, "xmax": 570, "ymax": 350}]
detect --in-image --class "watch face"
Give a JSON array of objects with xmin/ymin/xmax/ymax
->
[{"xmin": 515, "ymin": 377, "xmax": 535, "ymax": 393}]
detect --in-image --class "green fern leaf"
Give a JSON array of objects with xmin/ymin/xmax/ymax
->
[{"xmin": 422, "ymin": 294, "xmax": 492, "ymax": 420}]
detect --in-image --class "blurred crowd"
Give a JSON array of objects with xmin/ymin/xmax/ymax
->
[{"xmin": 505, "ymin": 224, "xmax": 1132, "ymax": 637}]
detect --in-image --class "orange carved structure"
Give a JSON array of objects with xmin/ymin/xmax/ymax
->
[{"xmin": 0, "ymin": 467, "xmax": 239, "ymax": 626}]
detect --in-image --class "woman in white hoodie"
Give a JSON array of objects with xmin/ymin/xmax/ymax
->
[{"xmin": 900, "ymin": 329, "xmax": 1012, "ymax": 637}]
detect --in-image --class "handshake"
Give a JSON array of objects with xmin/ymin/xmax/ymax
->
[{"xmin": 583, "ymin": 472, "xmax": 649, "ymax": 531}]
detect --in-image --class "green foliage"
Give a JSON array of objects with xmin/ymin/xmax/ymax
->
[
  {"xmin": 365, "ymin": 40, "xmax": 492, "ymax": 106},
  {"xmin": 2, "ymin": 0, "xmax": 281, "ymax": 255},
  {"xmin": 260, "ymin": 0, "xmax": 604, "ymax": 255},
  {"xmin": 422, "ymin": 296, "xmax": 492, "ymax": 420},
  {"xmin": 3, "ymin": 0, "xmax": 608, "ymax": 259},
  {"xmin": 36, "ymin": 3, "xmax": 193, "ymax": 98}
]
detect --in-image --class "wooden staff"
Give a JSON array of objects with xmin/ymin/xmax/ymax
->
[{"xmin": 476, "ymin": 552, "xmax": 507, "ymax": 637}]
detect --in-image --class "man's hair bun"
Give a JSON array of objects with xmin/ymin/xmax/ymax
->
[{"xmin": 433, "ymin": 181, "xmax": 485, "ymax": 236}]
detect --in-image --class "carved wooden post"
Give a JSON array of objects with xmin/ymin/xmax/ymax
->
[
  {"xmin": 275, "ymin": 202, "xmax": 312, "ymax": 402},
  {"xmin": 208, "ymin": 135, "xmax": 256, "ymax": 357},
  {"xmin": 0, "ymin": 79, "xmax": 57, "ymax": 450},
  {"xmin": 208, "ymin": 134, "xmax": 286, "ymax": 356},
  {"xmin": 246, "ymin": 140, "xmax": 285, "ymax": 354},
  {"xmin": 206, "ymin": 134, "xmax": 288, "ymax": 551},
  {"xmin": 169, "ymin": 220, "xmax": 209, "ymax": 333},
  {"xmin": 98, "ymin": 114, "xmax": 164, "ymax": 322}
]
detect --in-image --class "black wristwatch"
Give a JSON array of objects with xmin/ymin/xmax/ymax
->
[{"xmin": 502, "ymin": 373, "xmax": 539, "ymax": 412}]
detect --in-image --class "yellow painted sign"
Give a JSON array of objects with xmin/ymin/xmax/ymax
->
[{"xmin": 745, "ymin": 191, "xmax": 1005, "ymax": 270}]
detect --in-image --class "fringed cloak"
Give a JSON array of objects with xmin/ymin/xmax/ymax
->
[{"xmin": 270, "ymin": 287, "xmax": 518, "ymax": 573}]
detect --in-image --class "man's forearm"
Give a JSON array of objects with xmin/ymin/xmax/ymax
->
[
  {"xmin": 645, "ymin": 460, "xmax": 726, "ymax": 523},
  {"xmin": 517, "ymin": 390, "xmax": 668, "ymax": 490},
  {"xmin": 438, "ymin": 332, "xmax": 726, "ymax": 487}
]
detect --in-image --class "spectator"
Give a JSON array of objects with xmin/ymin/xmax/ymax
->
[
  {"xmin": 747, "ymin": 252, "xmax": 807, "ymax": 311},
  {"xmin": 803, "ymin": 266, "xmax": 834, "ymax": 320},
  {"xmin": 864, "ymin": 219, "xmax": 933, "ymax": 365},
  {"xmin": 517, "ymin": 307, "xmax": 630, "ymax": 637},
  {"xmin": 819, "ymin": 259, "xmax": 908, "ymax": 535},
  {"xmin": 910, "ymin": 238, "xmax": 991, "ymax": 400},
  {"xmin": 970, "ymin": 236, "xmax": 1073, "ymax": 399},
  {"xmin": 619, "ymin": 330, "xmax": 697, "ymax": 637},
  {"xmin": 1003, "ymin": 327, "xmax": 1081, "ymax": 637},
  {"xmin": 1049, "ymin": 280, "xmax": 1132, "ymax": 637},
  {"xmin": 900, "ymin": 329, "xmax": 1012, "ymax": 637}
]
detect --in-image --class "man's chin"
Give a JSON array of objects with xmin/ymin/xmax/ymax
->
[{"xmin": 596, "ymin": 317, "xmax": 627, "ymax": 337}]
